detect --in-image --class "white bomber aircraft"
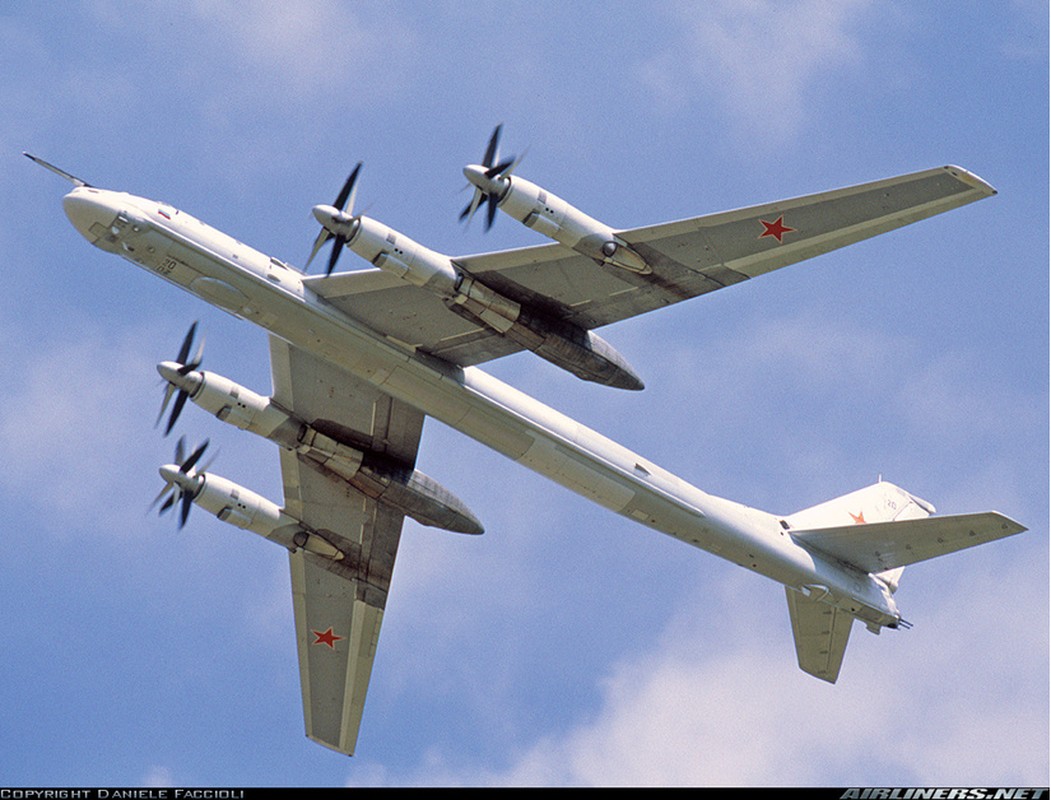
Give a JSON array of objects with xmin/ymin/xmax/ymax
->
[{"xmin": 26, "ymin": 126, "xmax": 1026, "ymax": 756}]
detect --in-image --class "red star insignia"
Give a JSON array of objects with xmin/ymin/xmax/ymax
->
[
  {"xmin": 849, "ymin": 511, "xmax": 866, "ymax": 524},
  {"xmin": 312, "ymin": 627, "xmax": 343, "ymax": 649},
  {"xmin": 758, "ymin": 215, "xmax": 795, "ymax": 243}
]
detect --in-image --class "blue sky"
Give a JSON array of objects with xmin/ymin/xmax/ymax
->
[{"xmin": 0, "ymin": 0, "xmax": 1047, "ymax": 788}]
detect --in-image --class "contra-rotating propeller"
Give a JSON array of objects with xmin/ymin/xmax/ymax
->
[
  {"xmin": 151, "ymin": 436, "xmax": 214, "ymax": 528},
  {"xmin": 460, "ymin": 124, "xmax": 524, "ymax": 231},
  {"xmin": 156, "ymin": 321, "xmax": 205, "ymax": 436},
  {"xmin": 306, "ymin": 162, "xmax": 363, "ymax": 277}
]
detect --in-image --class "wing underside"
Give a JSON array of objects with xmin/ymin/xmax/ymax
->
[
  {"xmin": 270, "ymin": 336, "xmax": 424, "ymax": 755},
  {"xmin": 290, "ymin": 547, "xmax": 386, "ymax": 754},
  {"xmin": 305, "ymin": 165, "xmax": 995, "ymax": 367}
]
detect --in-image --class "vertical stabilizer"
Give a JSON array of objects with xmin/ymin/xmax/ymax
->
[{"xmin": 786, "ymin": 480, "xmax": 934, "ymax": 530}]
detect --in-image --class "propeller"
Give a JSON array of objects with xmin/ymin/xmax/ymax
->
[
  {"xmin": 306, "ymin": 162, "xmax": 363, "ymax": 277},
  {"xmin": 460, "ymin": 124, "xmax": 524, "ymax": 231},
  {"xmin": 152, "ymin": 436, "xmax": 214, "ymax": 529},
  {"xmin": 156, "ymin": 321, "xmax": 205, "ymax": 436}
]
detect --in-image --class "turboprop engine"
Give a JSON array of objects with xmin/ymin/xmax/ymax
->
[
  {"xmin": 306, "ymin": 167, "xmax": 644, "ymax": 390},
  {"xmin": 460, "ymin": 125, "xmax": 651, "ymax": 275},
  {"xmin": 156, "ymin": 325, "xmax": 485, "ymax": 535},
  {"xmin": 155, "ymin": 438, "xmax": 344, "ymax": 560}
]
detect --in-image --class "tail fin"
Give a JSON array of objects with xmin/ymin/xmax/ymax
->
[
  {"xmin": 782, "ymin": 480, "xmax": 1025, "ymax": 683},
  {"xmin": 786, "ymin": 480, "xmax": 1024, "ymax": 574},
  {"xmin": 786, "ymin": 479, "xmax": 935, "ymax": 530},
  {"xmin": 785, "ymin": 480, "xmax": 934, "ymax": 592}
]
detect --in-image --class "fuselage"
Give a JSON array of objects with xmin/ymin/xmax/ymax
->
[{"xmin": 61, "ymin": 185, "xmax": 901, "ymax": 629}]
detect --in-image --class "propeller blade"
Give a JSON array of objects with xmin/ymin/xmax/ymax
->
[
  {"xmin": 160, "ymin": 492, "xmax": 177, "ymax": 515},
  {"xmin": 334, "ymin": 162, "xmax": 363, "ymax": 214},
  {"xmin": 180, "ymin": 439, "xmax": 210, "ymax": 474},
  {"xmin": 326, "ymin": 233, "xmax": 347, "ymax": 277},
  {"xmin": 197, "ymin": 449, "xmax": 219, "ymax": 477},
  {"xmin": 183, "ymin": 332, "xmax": 205, "ymax": 373},
  {"xmin": 175, "ymin": 436, "xmax": 186, "ymax": 467},
  {"xmin": 309, "ymin": 163, "xmax": 363, "ymax": 276},
  {"xmin": 305, "ymin": 227, "xmax": 331, "ymax": 269},
  {"xmin": 150, "ymin": 481, "xmax": 174, "ymax": 511},
  {"xmin": 179, "ymin": 491, "xmax": 193, "ymax": 529},
  {"xmin": 158, "ymin": 323, "xmax": 204, "ymax": 436},
  {"xmin": 175, "ymin": 322, "xmax": 197, "ymax": 365},
  {"xmin": 165, "ymin": 391, "xmax": 190, "ymax": 435},
  {"xmin": 459, "ymin": 188, "xmax": 484, "ymax": 227},
  {"xmin": 504, "ymin": 148, "xmax": 528, "ymax": 177},
  {"xmin": 486, "ymin": 157, "xmax": 515, "ymax": 179},
  {"xmin": 485, "ymin": 193, "xmax": 499, "ymax": 231},
  {"xmin": 156, "ymin": 383, "xmax": 177, "ymax": 427},
  {"xmin": 482, "ymin": 124, "xmax": 502, "ymax": 168}
]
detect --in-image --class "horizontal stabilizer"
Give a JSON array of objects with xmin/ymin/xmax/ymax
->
[
  {"xmin": 792, "ymin": 512, "xmax": 1026, "ymax": 573},
  {"xmin": 785, "ymin": 587, "xmax": 853, "ymax": 683}
]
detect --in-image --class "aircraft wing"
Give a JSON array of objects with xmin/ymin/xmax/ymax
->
[
  {"xmin": 270, "ymin": 336, "xmax": 425, "ymax": 756},
  {"xmin": 305, "ymin": 165, "xmax": 994, "ymax": 366},
  {"xmin": 784, "ymin": 587, "xmax": 854, "ymax": 683}
]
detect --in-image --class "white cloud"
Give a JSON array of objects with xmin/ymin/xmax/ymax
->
[
  {"xmin": 0, "ymin": 319, "xmax": 162, "ymax": 533},
  {"xmin": 386, "ymin": 559, "xmax": 1046, "ymax": 786},
  {"xmin": 142, "ymin": 765, "xmax": 176, "ymax": 787},
  {"xmin": 344, "ymin": 304, "xmax": 1046, "ymax": 787},
  {"xmin": 640, "ymin": 0, "xmax": 876, "ymax": 142},
  {"xmin": 181, "ymin": 0, "xmax": 420, "ymax": 103}
]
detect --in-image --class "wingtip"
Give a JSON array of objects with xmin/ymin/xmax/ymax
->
[
  {"xmin": 944, "ymin": 164, "xmax": 997, "ymax": 196},
  {"xmin": 989, "ymin": 511, "xmax": 1028, "ymax": 535}
]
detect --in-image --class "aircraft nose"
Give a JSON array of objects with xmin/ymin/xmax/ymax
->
[{"xmin": 62, "ymin": 189, "xmax": 113, "ymax": 243}]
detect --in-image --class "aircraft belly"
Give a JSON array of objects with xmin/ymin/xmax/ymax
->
[
  {"xmin": 189, "ymin": 269, "xmax": 890, "ymax": 616},
  {"xmin": 132, "ymin": 232, "xmax": 898, "ymax": 625},
  {"xmin": 517, "ymin": 436, "xmax": 635, "ymax": 512},
  {"xmin": 237, "ymin": 282, "xmax": 717, "ymax": 535}
]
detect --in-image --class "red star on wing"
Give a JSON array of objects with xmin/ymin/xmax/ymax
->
[
  {"xmin": 311, "ymin": 627, "xmax": 343, "ymax": 649},
  {"xmin": 849, "ymin": 511, "xmax": 866, "ymax": 524},
  {"xmin": 758, "ymin": 215, "xmax": 796, "ymax": 243}
]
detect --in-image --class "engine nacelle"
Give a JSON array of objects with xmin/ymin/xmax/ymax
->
[
  {"xmin": 349, "ymin": 217, "xmax": 459, "ymax": 295},
  {"xmin": 450, "ymin": 275, "xmax": 644, "ymax": 391},
  {"xmin": 187, "ymin": 371, "xmax": 295, "ymax": 440},
  {"xmin": 193, "ymin": 471, "xmax": 283, "ymax": 532},
  {"xmin": 193, "ymin": 472, "xmax": 345, "ymax": 560},
  {"xmin": 158, "ymin": 364, "xmax": 485, "ymax": 534},
  {"xmin": 481, "ymin": 173, "xmax": 649, "ymax": 274}
]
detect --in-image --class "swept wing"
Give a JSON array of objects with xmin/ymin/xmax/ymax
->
[
  {"xmin": 270, "ymin": 337, "xmax": 425, "ymax": 755},
  {"xmin": 306, "ymin": 165, "xmax": 994, "ymax": 367}
]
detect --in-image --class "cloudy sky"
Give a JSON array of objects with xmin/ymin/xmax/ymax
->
[{"xmin": 1, "ymin": 1, "xmax": 1046, "ymax": 788}]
